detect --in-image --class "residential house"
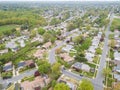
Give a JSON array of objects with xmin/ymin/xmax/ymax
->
[
  {"xmin": 58, "ymin": 76, "xmax": 77, "ymax": 90},
  {"xmin": 114, "ymin": 74, "xmax": 120, "ymax": 81},
  {"xmin": 5, "ymin": 41, "xmax": 18, "ymax": 52},
  {"xmin": 25, "ymin": 60, "xmax": 35, "ymax": 68},
  {"xmin": 114, "ymin": 51, "xmax": 120, "ymax": 64},
  {"xmin": 60, "ymin": 53, "xmax": 74, "ymax": 62},
  {"xmin": 18, "ymin": 39, "xmax": 25, "ymax": 47},
  {"xmin": 33, "ymin": 49, "xmax": 46, "ymax": 59},
  {"xmin": 0, "ymin": 49, "xmax": 8, "ymax": 55},
  {"xmin": 17, "ymin": 61, "xmax": 26, "ymax": 69},
  {"xmin": 85, "ymin": 52, "xmax": 94, "ymax": 62},
  {"xmin": 42, "ymin": 42, "xmax": 52, "ymax": 49},
  {"xmin": 62, "ymin": 45, "xmax": 73, "ymax": 53},
  {"xmin": 72, "ymin": 62, "xmax": 90, "ymax": 72},
  {"xmin": 21, "ymin": 76, "xmax": 50, "ymax": 90},
  {"xmin": 113, "ymin": 64, "xmax": 120, "ymax": 73},
  {"xmin": 3, "ymin": 62, "xmax": 13, "ymax": 72},
  {"xmin": 17, "ymin": 60, "xmax": 35, "ymax": 69},
  {"xmin": 88, "ymin": 46, "xmax": 96, "ymax": 54}
]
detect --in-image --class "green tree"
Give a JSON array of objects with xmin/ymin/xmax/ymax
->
[
  {"xmin": 77, "ymin": 79, "xmax": 94, "ymax": 90},
  {"xmin": 43, "ymin": 32, "xmax": 52, "ymax": 42},
  {"xmin": 52, "ymin": 63, "xmax": 61, "ymax": 75},
  {"xmin": 38, "ymin": 61, "xmax": 51, "ymax": 74},
  {"xmin": 102, "ymin": 68, "xmax": 111, "ymax": 77},
  {"xmin": 54, "ymin": 83, "xmax": 70, "ymax": 90},
  {"xmin": 67, "ymin": 22, "xmax": 76, "ymax": 31},
  {"xmin": 50, "ymin": 18, "xmax": 61, "ymax": 25},
  {"xmin": 51, "ymin": 80, "xmax": 57, "ymax": 88},
  {"xmin": 38, "ymin": 28, "xmax": 45, "ymax": 35},
  {"xmin": 43, "ymin": 32, "xmax": 56, "ymax": 43},
  {"xmin": 30, "ymin": 30, "xmax": 36, "ymax": 38},
  {"xmin": 73, "ymin": 35, "xmax": 83, "ymax": 44},
  {"xmin": 96, "ymin": 48, "xmax": 102, "ymax": 54},
  {"xmin": 86, "ymin": 25, "xmax": 91, "ymax": 30}
]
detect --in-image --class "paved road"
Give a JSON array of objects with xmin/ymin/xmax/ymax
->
[
  {"xmin": 61, "ymin": 14, "xmax": 114, "ymax": 90},
  {"xmin": 48, "ymin": 13, "xmax": 113, "ymax": 89},
  {"xmin": 94, "ymin": 13, "xmax": 114, "ymax": 90},
  {"xmin": 62, "ymin": 69, "xmax": 103, "ymax": 90},
  {"xmin": 0, "ymin": 68, "xmax": 37, "ymax": 89},
  {"xmin": 48, "ymin": 30, "xmax": 79, "ymax": 64}
]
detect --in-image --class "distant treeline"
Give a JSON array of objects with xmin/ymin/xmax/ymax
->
[{"xmin": 0, "ymin": 11, "xmax": 47, "ymax": 26}]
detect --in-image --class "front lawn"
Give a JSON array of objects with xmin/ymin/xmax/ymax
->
[
  {"xmin": 21, "ymin": 76, "xmax": 35, "ymax": 82},
  {"xmin": 110, "ymin": 18, "xmax": 120, "ymax": 32},
  {"xmin": 1, "ymin": 71, "xmax": 13, "ymax": 78}
]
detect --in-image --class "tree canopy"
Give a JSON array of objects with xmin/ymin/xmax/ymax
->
[
  {"xmin": 54, "ymin": 83, "xmax": 70, "ymax": 90},
  {"xmin": 77, "ymin": 79, "xmax": 94, "ymax": 90}
]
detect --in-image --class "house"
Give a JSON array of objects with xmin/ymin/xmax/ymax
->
[
  {"xmin": 114, "ymin": 30, "xmax": 119, "ymax": 40},
  {"xmin": 85, "ymin": 52, "xmax": 94, "ymax": 62},
  {"xmin": 113, "ymin": 64, "xmax": 120, "ymax": 73},
  {"xmin": 31, "ymin": 36, "xmax": 43, "ymax": 43},
  {"xmin": 62, "ymin": 45, "xmax": 73, "ymax": 53},
  {"xmin": 33, "ymin": 49, "xmax": 45, "ymax": 59},
  {"xmin": 17, "ymin": 61, "xmax": 26, "ymax": 69},
  {"xmin": 60, "ymin": 53, "xmax": 74, "ymax": 62},
  {"xmin": 5, "ymin": 41, "xmax": 18, "ymax": 52},
  {"xmin": 72, "ymin": 62, "xmax": 90, "ymax": 72},
  {"xmin": 25, "ymin": 60, "xmax": 35, "ymax": 68},
  {"xmin": 42, "ymin": 42, "xmax": 52, "ymax": 49},
  {"xmin": 17, "ymin": 60, "xmax": 35, "ymax": 69},
  {"xmin": 21, "ymin": 76, "xmax": 50, "ymax": 90},
  {"xmin": 18, "ymin": 39, "xmax": 25, "ymax": 47},
  {"xmin": 114, "ymin": 74, "xmax": 120, "ymax": 81},
  {"xmin": 88, "ymin": 46, "xmax": 96, "ymax": 54},
  {"xmin": 3, "ymin": 62, "xmax": 13, "ymax": 72},
  {"xmin": 58, "ymin": 76, "xmax": 77, "ymax": 90},
  {"xmin": 114, "ymin": 51, "xmax": 120, "ymax": 64},
  {"xmin": 0, "ymin": 49, "xmax": 8, "ymax": 55}
]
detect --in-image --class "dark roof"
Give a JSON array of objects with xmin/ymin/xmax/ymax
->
[
  {"xmin": 3, "ymin": 65, "xmax": 12, "ymax": 71},
  {"xmin": 18, "ymin": 62, "xmax": 26, "ymax": 68}
]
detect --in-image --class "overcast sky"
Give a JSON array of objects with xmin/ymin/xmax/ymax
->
[{"xmin": 0, "ymin": 0, "xmax": 119, "ymax": 1}]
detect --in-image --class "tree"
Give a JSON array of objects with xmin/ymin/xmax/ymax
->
[
  {"xmin": 30, "ymin": 30, "xmax": 36, "ymax": 38},
  {"xmin": 38, "ymin": 61, "xmax": 51, "ymax": 74},
  {"xmin": 109, "ymin": 39, "xmax": 116, "ymax": 48},
  {"xmin": 67, "ymin": 22, "xmax": 76, "ymax": 31},
  {"xmin": 50, "ymin": 18, "xmax": 61, "ymax": 25},
  {"xmin": 102, "ymin": 68, "xmax": 111, "ymax": 77},
  {"xmin": 86, "ymin": 25, "xmax": 91, "ymax": 30},
  {"xmin": 51, "ymin": 80, "xmax": 57, "ymax": 88},
  {"xmin": 54, "ymin": 83, "xmax": 70, "ymax": 90},
  {"xmin": 52, "ymin": 63, "xmax": 61, "ymax": 75},
  {"xmin": 43, "ymin": 32, "xmax": 52, "ymax": 42},
  {"xmin": 73, "ymin": 35, "xmax": 83, "ymax": 44},
  {"xmin": 43, "ymin": 32, "xmax": 56, "ymax": 43},
  {"xmin": 38, "ymin": 28, "xmax": 45, "ymax": 35},
  {"xmin": 77, "ymin": 79, "xmax": 94, "ymax": 90},
  {"xmin": 0, "ymin": 32, "xmax": 4, "ymax": 39},
  {"xmin": 96, "ymin": 48, "xmax": 102, "ymax": 54}
]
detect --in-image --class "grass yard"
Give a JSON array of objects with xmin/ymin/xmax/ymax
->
[
  {"xmin": 111, "ymin": 18, "xmax": 120, "ymax": 32},
  {"xmin": 21, "ymin": 76, "xmax": 34, "ymax": 82},
  {"xmin": 0, "ymin": 25, "xmax": 18, "ymax": 33}
]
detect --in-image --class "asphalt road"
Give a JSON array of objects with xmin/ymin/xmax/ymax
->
[
  {"xmin": 61, "ymin": 14, "xmax": 114, "ymax": 90},
  {"xmin": 48, "ymin": 30, "xmax": 79, "ymax": 64},
  {"xmin": 0, "ymin": 68, "xmax": 37, "ymax": 89}
]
